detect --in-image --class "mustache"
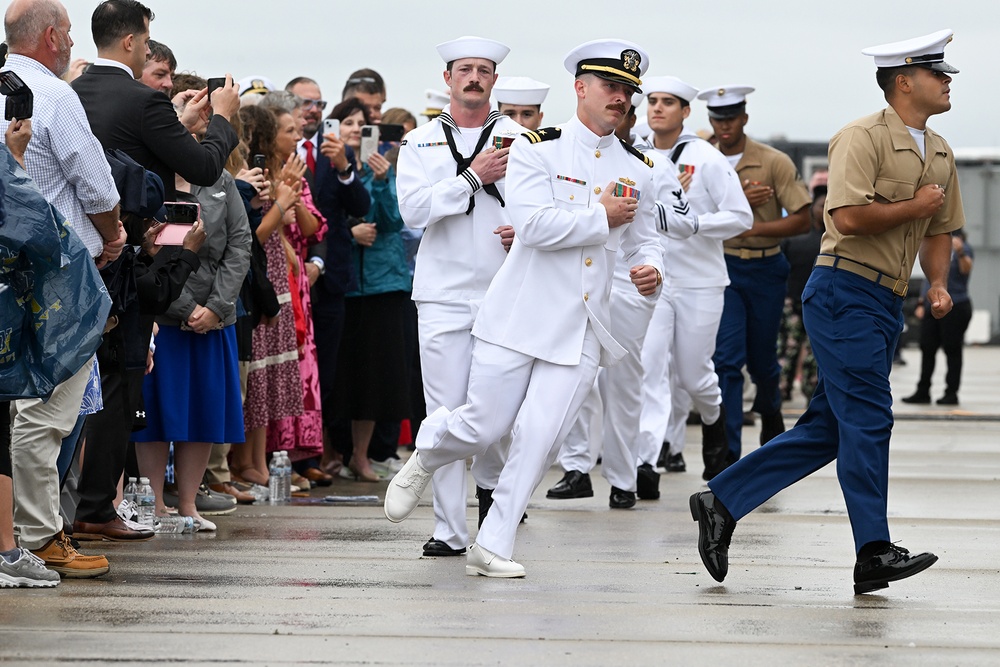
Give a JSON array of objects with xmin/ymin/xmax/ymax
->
[
  {"xmin": 606, "ymin": 103, "xmax": 627, "ymax": 114},
  {"xmin": 464, "ymin": 83, "xmax": 485, "ymax": 92}
]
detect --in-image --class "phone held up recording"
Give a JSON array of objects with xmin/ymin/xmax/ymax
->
[
  {"xmin": 206, "ymin": 77, "xmax": 226, "ymax": 118},
  {"xmin": 155, "ymin": 202, "xmax": 200, "ymax": 245}
]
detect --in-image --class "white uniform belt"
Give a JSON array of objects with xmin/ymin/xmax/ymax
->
[
  {"xmin": 814, "ymin": 254, "xmax": 908, "ymax": 298},
  {"xmin": 723, "ymin": 245, "xmax": 781, "ymax": 260}
]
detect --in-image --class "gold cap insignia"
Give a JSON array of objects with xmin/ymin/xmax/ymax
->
[
  {"xmin": 905, "ymin": 57, "xmax": 913, "ymax": 64},
  {"xmin": 717, "ymin": 88, "xmax": 726, "ymax": 96},
  {"xmin": 621, "ymin": 50, "xmax": 641, "ymax": 73}
]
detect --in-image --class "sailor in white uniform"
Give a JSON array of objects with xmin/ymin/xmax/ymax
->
[
  {"xmin": 395, "ymin": 36, "xmax": 524, "ymax": 559},
  {"xmin": 633, "ymin": 76, "xmax": 753, "ymax": 479}
]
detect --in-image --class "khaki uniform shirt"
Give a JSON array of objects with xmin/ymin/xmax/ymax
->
[
  {"xmin": 821, "ymin": 106, "xmax": 965, "ymax": 280},
  {"xmin": 724, "ymin": 138, "xmax": 811, "ymax": 250}
]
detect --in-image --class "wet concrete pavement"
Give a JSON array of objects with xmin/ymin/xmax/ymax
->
[{"xmin": 2, "ymin": 346, "xmax": 999, "ymax": 665}]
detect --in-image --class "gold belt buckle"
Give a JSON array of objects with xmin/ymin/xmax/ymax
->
[
  {"xmin": 739, "ymin": 248, "xmax": 753, "ymax": 260},
  {"xmin": 891, "ymin": 279, "xmax": 907, "ymax": 297}
]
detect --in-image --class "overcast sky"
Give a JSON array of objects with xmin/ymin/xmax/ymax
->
[{"xmin": 59, "ymin": 0, "xmax": 997, "ymax": 148}]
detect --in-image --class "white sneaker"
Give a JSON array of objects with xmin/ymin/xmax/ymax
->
[
  {"xmin": 0, "ymin": 548, "xmax": 60, "ymax": 588},
  {"xmin": 465, "ymin": 543, "xmax": 525, "ymax": 578},
  {"xmin": 370, "ymin": 457, "xmax": 405, "ymax": 479},
  {"xmin": 383, "ymin": 452, "xmax": 431, "ymax": 523}
]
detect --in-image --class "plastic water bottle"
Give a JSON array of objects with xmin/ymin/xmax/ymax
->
[
  {"xmin": 124, "ymin": 477, "xmax": 138, "ymax": 505},
  {"xmin": 136, "ymin": 477, "xmax": 155, "ymax": 527},
  {"xmin": 153, "ymin": 516, "xmax": 195, "ymax": 534},
  {"xmin": 268, "ymin": 454, "xmax": 282, "ymax": 505},
  {"xmin": 280, "ymin": 452, "xmax": 292, "ymax": 502}
]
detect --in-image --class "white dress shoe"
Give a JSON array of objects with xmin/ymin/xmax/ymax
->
[
  {"xmin": 383, "ymin": 452, "xmax": 432, "ymax": 523},
  {"xmin": 465, "ymin": 543, "xmax": 526, "ymax": 578}
]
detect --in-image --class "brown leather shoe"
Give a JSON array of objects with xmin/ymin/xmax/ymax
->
[
  {"xmin": 31, "ymin": 531, "xmax": 110, "ymax": 578},
  {"xmin": 208, "ymin": 482, "xmax": 255, "ymax": 505},
  {"xmin": 73, "ymin": 516, "xmax": 154, "ymax": 542},
  {"xmin": 301, "ymin": 467, "xmax": 334, "ymax": 487}
]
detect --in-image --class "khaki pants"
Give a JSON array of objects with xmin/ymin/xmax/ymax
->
[{"xmin": 10, "ymin": 359, "xmax": 93, "ymax": 550}]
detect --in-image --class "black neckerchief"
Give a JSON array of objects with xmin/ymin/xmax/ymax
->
[{"xmin": 439, "ymin": 110, "xmax": 505, "ymax": 214}]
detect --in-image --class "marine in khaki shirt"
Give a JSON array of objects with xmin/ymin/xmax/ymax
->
[
  {"xmin": 696, "ymin": 85, "xmax": 811, "ymax": 250},
  {"xmin": 822, "ymin": 104, "xmax": 964, "ymax": 281},
  {"xmin": 690, "ymin": 29, "xmax": 963, "ymax": 597},
  {"xmin": 725, "ymin": 138, "xmax": 812, "ymax": 249}
]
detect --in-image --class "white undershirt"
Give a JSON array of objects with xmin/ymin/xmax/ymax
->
[
  {"xmin": 726, "ymin": 152, "xmax": 743, "ymax": 169},
  {"xmin": 906, "ymin": 125, "xmax": 926, "ymax": 159},
  {"xmin": 458, "ymin": 126, "xmax": 484, "ymax": 155}
]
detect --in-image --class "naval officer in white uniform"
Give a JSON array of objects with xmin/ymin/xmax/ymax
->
[
  {"xmin": 395, "ymin": 36, "xmax": 524, "ymax": 559},
  {"xmin": 546, "ymin": 92, "xmax": 696, "ymax": 506},
  {"xmin": 386, "ymin": 38, "xmax": 663, "ymax": 577}
]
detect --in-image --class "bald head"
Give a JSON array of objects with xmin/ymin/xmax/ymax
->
[{"xmin": 5, "ymin": 0, "xmax": 64, "ymax": 50}]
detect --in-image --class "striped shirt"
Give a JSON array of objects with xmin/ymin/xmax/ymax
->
[{"xmin": 0, "ymin": 55, "xmax": 119, "ymax": 257}]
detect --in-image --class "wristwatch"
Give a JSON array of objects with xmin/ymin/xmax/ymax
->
[{"xmin": 337, "ymin": 163, "xmax": 354, "ymax": 178}]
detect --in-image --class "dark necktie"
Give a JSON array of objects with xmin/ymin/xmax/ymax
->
[{"xmin": 302, "ymin": 140, "xmax": 316, "ymax": 174}]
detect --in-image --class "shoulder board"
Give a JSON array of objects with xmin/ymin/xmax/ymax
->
[
  {"xmin": 620, "ymin": 139, "xmax": 654, "ymax": 168},
  {"xmin": 521, "ymin": 127, "xmax": 562, "ymax": 144}
]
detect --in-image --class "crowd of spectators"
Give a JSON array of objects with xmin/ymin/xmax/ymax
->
[{"xmin": 0, "ymin": 0, "xmax": 424, "ymax": 586}]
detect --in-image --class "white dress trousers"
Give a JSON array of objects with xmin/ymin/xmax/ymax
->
[{"xmin": 418, "ymin": 328, "xmax": 602, "ymax": 559}]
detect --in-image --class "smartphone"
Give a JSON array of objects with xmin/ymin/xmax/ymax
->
[
  {"xmin": 360, "ymin": 125, "xmax": 379, "ymax": 163},
  {"xmin": 377, "ymin": 124, "xmax": 405, "ymax": 143},
  {"xmin": 323, "ymin": 117, "xmax": 340, "ymax": 138},
  {"xmin": 493, "ymin": 135, "xmax": 515, "ymax": 150},
  {"xmin": 206, "ymin": 77, "xmax": 226, "ymax": 117},
  {"xmin": 156, "ymin": 202, "xmax": 200, "ymax": 245},
  {"xmin": 252, "ymin": 154, "xmax": 267, "ymax": 173},
  {"xmin": 0, "ymin": 71, "xmax": 33, "ymax": 120}
]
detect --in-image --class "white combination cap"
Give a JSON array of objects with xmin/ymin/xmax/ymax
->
[
  {"xmin": 642, "ymin": 76, "xmax": 700, "ymax": 104},
  {"xmin": 862, "ymin": 29, "xmax": 958, "ymax": 73},
  {"xmin": 436, "ymin": 36, "xmax": 510, "ymax": 66},
  {"xmin": 238, "ymin": 76, "xmax": 276, "ymax": 97},
  {"xmin": 697, "ymin": 85, "xmax": 755, "ymax": 119},
  {"xmin": 563, "ymin": 38, "xmax": 650, "ymax": 93},
  {"xmin": 422, "ymin": 89, "xmax": 450, "ymax": 117},
  {"xmin": 493, "ymin": 76, "xmax": 550, "ymax": 106},
  {"xmin": 631, "ymin": 90, "xmax": 644, "ymax": 109}
]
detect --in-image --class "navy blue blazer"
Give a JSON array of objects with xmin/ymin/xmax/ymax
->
[{"xmin": 312, "ymin": 144, "xmax": 371, "ymax": 297}]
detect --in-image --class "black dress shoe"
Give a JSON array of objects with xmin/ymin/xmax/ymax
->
[
  {"xmin": 666, "ymin": 452, "xmax": 686, "ymax": 473},
  {"xmin": 609, "ymin": 487, "xmax": 636, "ymax": 509},
  {"xmin": 477, "ymin": 486, "xmax": 527, "ymax": 527},
  {"xmin": 936, "ymin": 393, "xmax": 958, "ymax": 406},
  {"xmin": 636, "ymin": 463, "xmax": 660, "ymax": 500},
  {"xmin": 701, "ymin": 405, "xmax": 728, "ymax": 481},
  {"xmin": 689, "ymin": 490, "xmax": 736, "ymax": 582},
  {"xmin": 902, "ymin": 391, "xmax": 931, "ymax": 404},
  {"xmin": 853, "ymin": 544, "xmax": 938, "ymax": 594},
  {"xmin": 759, "ymin": 410, "xmax": 785, "ymax": 446},
  {"xmin": 422, "ymin": 537, "xmax": 466, "ymax": 557},
  {"xmin": 656, "ymin": 441, "xmax": 670, "ymax": 470},
  {"xmin": 545, "ymin": 470, "xmax": 594, "ymax": 499}
]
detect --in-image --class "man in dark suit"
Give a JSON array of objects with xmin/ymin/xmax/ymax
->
[
  {"xmin": 67, "ymin": 0, "xmax": 240, "ymax": 540},
  {"xmin": 71, "ymin": 0, "xmax": 239, "ymax": 200}
]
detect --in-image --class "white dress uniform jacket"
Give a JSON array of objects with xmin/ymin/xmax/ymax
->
[
  {"xmin": 636, "ymin": 131, "xmax": 752, "ymax": 287},
  {"xmin": 471, "ymin": 115, "xmax": 663, "ymax": 367},
  {"xmin": 396, "ymin": 105, "xmax": 524, "ymax": 303}
]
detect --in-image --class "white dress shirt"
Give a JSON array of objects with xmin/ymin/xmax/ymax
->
[{"xmin": 0, "ymin": 55, "xmax": 119, "ymax": 257}]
